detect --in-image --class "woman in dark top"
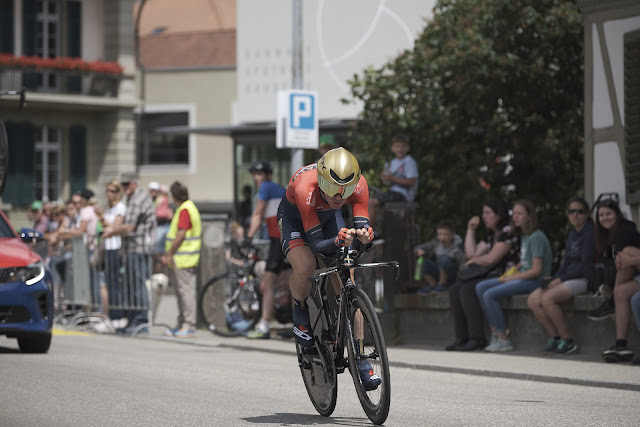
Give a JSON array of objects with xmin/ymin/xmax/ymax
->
[
  {"xmin": 527, "ymin": 197, "xmax": 595, "ymax": 355},
  {"xmin": 446, "ymin": 199, "xmax": 520, "ymax": 351}
]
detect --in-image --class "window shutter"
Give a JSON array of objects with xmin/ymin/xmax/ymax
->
[
  {"xmin": 625, "ymin": 30, "xmax": 640, "ymax": 204},
  {"xmin": 0, "ymin": 0, "xmax": 14, "ymax": 53},
  {"xmin": 66, "ymin": 0, "xmax": 82, "ymax": 92},
  {"xmin": 22, "ymin": 0, "xmax": 38, "ymax": 89},
  {"xmin": 3, "ymin": 122, "xmax": 36, "ymax": 206},
  {"xmin": 69, "ymin": 125, "xmax": 86, "ymax": 194}
]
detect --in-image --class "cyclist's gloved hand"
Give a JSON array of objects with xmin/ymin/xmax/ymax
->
[
  {"xmin": 355, "ymin": 226, "xmax": 374, "ymax": 244},
  {"xmin": 335, "ymin": 227, "xmax": 355, "ymax": 247}
]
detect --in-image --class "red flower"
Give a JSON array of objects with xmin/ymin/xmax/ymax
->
[{"xmin": 0, "ymin": 54, "xmax": 123, "ymax": 75}]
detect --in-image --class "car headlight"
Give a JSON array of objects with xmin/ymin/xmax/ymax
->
[{"xmin": 15, "ymin": 261, "xmax": 46, "ymax": 285}]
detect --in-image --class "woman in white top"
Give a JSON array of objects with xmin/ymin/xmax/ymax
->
[{"xmin": 95, "ymin": 181, "xmax": 127, "ymax": 328}]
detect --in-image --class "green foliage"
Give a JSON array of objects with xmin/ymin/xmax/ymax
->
[{"xmin": 345, "ymin": 0, "xmax": 584, "ymax": 262}]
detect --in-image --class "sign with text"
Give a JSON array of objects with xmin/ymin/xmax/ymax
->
[{"xmin": 276, "ymin": 90, "xmax": 319, "ymax": 149}]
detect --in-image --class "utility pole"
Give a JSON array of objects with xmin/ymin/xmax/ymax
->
[{"xmin": 290, "ymin": 0, "xmax": 304, "ymax": 174}]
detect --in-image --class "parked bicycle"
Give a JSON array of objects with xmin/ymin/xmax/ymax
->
[
  {"xmin": 297, "ymin": 245, "xmax": 398, "ymax": 425},
  {"xmin": 198, "ymin": 240, "xmax": 292, "ymax": 337}
]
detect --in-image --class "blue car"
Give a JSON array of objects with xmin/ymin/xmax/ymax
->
[{"xmin": 0, "ymin": 209, "xmax": 53, "ymax": 353}]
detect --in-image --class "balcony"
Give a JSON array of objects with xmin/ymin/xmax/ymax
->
[{"xmin": 0, "ymin": 55, "xmax": 123, "ymax": 98}]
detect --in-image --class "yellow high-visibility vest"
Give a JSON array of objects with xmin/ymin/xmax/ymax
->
[{"xmin": 165, "ymin": 200, "xmax": 201, "ymax": 268}]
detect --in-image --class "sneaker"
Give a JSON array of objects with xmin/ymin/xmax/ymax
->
[
  {"xmin": 602, "ymin": 344, "xmax": 634, "ymax": 363},
  {"xmin": 543, "ymin": 337, "xmax": 560, "ymax": 353},
  {"xmin": 91, "ymin": 319, "xmax": 115, "ymax": 333},
  {"xmin": 486, "ymin": 332, "xmax": 498, "ymax": 349},
  {"xmin": 587, "ymin": 299, "xmax": 615, "ymax": 321},
  {"xmin": 246, "ymin": 328, "xmax": 270, "ymax": 339},
  {"xmin": 554, "ymin": 339, "xmax": 578, "ymax": 355},
  {"xmin": 445, "ymin": 338, "xmax": 467, "ymax": 351},
  {"xmin": 111, "ymin": 318, "xmax": 129, "ymax": 330},
  {"xmin": 293, "ymin": 302, "xmax": 313, "ymax": 348},
  {"xmin": 417, "ymin": 285, "xmax": 434, "ymax": 294},
  {"xmin": 485, "ymin": 338, "xmax": 514, "ymax": 352},
  {"xmin": 432, "ymin": 283, "xmax": 446, "ymax": 293},
  {"xmin": 457, "ymin": 338, "xmax": 486, "ymax": 351},
  {"xmin": 357, "ymin": 359, "xmax": 382, "ymax": 391},
  {"xmin": 163, "ymin": 327, "xmax": 179, "ymax": 337},
  {"xmin": 173, "ymin": 328, "xmax": 196, "ymax": 338}
]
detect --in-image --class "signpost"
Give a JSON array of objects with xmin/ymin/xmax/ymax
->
[{"xmin": 276, "ymin": 89, "xmax": 319, "ymax": 150}]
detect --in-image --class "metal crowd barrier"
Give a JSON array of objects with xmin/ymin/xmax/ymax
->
[{"xmin": 51, "ymin": 233, "xmax": 167, "ymax": 335}]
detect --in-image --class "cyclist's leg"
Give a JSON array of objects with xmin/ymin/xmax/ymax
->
[{"xmin": 287, "ymin": 245, "xmax": 316, "ymax": 346}]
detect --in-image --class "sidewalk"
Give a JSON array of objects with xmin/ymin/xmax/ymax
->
[{"xmin": 128, "ymin": 294, "xmax": 640, "ymax": 391}]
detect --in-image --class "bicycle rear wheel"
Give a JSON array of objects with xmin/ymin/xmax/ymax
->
[
  {"xmin": 198, "ymin": 273, "xmax": 260, "ymax": 337},
  {"xmin": 345, "ymin": 288, "xmax": 390, "ymax": 425},
  {"xmin": 295, "ymin": 291, "xmax": 337, "ymax": 417}
]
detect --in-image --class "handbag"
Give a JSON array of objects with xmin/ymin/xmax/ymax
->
[
  {"xmin": 585, "ymin": 261, "xmax": 616, "ymax": 294},
  {"xmin": 457, "ymin": 263, "xmax": 496, "ymax": 281},
  {"xmin": 90, "ymin": 240, "xmax": 105, "ymax": 271}
]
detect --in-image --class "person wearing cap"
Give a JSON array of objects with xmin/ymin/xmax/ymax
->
[
  {"xmin": 28, "ymin": 200, "xmax": 50, "ymax": 234},
  {"xmin": 245, "ymin": 160, "xmax": 288, "ymax": 339},
  {"xmin": 102, "ymin": 171, "xmax": 156, "ymax": 333},
  {"xmin": 318, "ymin": 133, "xmax": 337, "ymax": 156}
]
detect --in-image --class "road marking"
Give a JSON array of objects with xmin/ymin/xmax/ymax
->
[{"xmin": 53, "ymin": 327, "xmax": 93, "ymax": 336}]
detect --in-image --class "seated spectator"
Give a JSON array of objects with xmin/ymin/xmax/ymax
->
[
  {"xmin": 601, "ymin": 245, "xmax": 640, "ymax": 362},
  {"xmin": 587, "ymin": 198, "xmax": 640, "ymax": 320},
  {"xmin": 631, "ymin": 288, "xmax": 640, "ymax": 365},
  {"xmin": 446, "ymin": 199, "xmax": 520, "ymax": 351},
  {"xmin": 476, "ymin": 199, "xmax": 553, "ymax": 352},
  {"xmin": 368, "ymin": 134, "xmax": 418, "ymax": 228},
  {"xmin": 527, "ymin": 197, "xmax": 595, "ymax": 355},
  {"xmin": 414, "ymin": 220, "xmax": 465, "ymax": 293}
]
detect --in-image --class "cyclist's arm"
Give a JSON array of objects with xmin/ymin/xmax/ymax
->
[{"xmin": 305, "ymin": 209, "xmax": 346, "ymax": 256}]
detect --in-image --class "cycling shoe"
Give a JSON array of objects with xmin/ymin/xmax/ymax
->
[{"xmin": 357, "ymin": 359, "xmax": 381, "ymax": 391}]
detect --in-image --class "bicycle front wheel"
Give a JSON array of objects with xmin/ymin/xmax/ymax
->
[
  {"xmin": 345, "ymin": 288, "xmax": 391, "ymax": 425},
  {"xmin": 295, "ymin": 291, "xmax": 337, "ymax": 417},
  {"xmin": 198, "ymin": 273, "xmax": 260, "ymax": 337}
]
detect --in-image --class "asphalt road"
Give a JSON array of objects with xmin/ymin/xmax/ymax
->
[{"xmin": 1, "ymin": 332, "xmax": 639, "ymax": 426}]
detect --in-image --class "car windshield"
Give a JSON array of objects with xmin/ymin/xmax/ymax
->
[{"xmin": 0, "ymin": 212, "xmax": 16, "ymax": 238}]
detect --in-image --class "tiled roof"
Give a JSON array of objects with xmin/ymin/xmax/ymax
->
[
  {"xmin": 140, "ymin": 30, "xmax": 236, "ymax": 69},
  {"xmin": 136, "ymin": 0, "xmax": 236, "ymax": 68}
]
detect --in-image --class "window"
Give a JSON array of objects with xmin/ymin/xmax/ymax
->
[
  {"xmin": 35, "ymin": 0, "xmax": 60, "ymax": 90},
  {"xmin": 34, "ymin": 125, "xmax": 61, "ymax": 202},
  {"xmin": 138, "ymin": 111, "xmax": 189, "ymax": 165}
]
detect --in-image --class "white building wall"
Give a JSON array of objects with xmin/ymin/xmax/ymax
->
[{"xmin": 233, "ymin": 0, "xmax": 437, "ymax": 124}]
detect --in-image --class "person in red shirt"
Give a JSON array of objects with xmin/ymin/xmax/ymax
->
[{"xmin": 277, "ymin": 147, "xmax": 380, "ymax": 389}]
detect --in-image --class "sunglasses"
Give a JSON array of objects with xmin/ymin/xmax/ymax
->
[
  {"xmin": 106, "ymin": 189, "xmax": 119, "ymax": 193},
  {"xmin": 568, "ymin": 209, "xmax": 586, "ymax": 215}
]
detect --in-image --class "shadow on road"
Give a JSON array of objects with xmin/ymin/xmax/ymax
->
[{"xmin": 242, "ymin": 413, "xmax": 370, "ymax": 426}]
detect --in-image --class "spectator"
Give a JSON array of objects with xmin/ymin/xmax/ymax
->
[
  {"xmin": 587, "ymin": 198, "xmax": 640, "ymax": 321},
  {"xmin": 44, "ymin": 205, "xmax": 67, "ymax": 301},
  {"xmin": 28, "ymin": 200, "xmax": 50, "ymax": 234},
  {"xmin": 237, "ymin": 184, "xmax": 253, "ymax": 234},
  {"xmin": 226, "ymin": 221, "xmax": 247, "ymax": 267},
  {"xmin": 149, "ymin": 181, "xmax": 174, "ymax": 256},
  {"xmin": 414, "ymin": 220, "xmax": 465, "ymax": 294},
  {"xmin": 93, "ymin": 180, "xmax": 128, "ymax": 331},
  {"xmin": 476, "ymin": 199, "xmax": 553, "ymax": 352},
  {"xmin": 446, "ymin": 199, "xmax": 519, "ymax": 351},
  {"xmin": 102, "ymin": 171, "xmax": 156, "ymax": 334},
  {"xmin": 527, "ymin": 197, "xmax": 595, "ymax": 355},
  {"xmin": 368, "ymin": 134, "xmax": 418, "ymax": 228},
  {"xmin": 318, "ymin": 133, "xmax": 337, "ymax": 155},
  {"xmin": 600, "ymin": 244, "xmax": 640, "ymax": 362},
  {"xmin": 162, "ymin": 181, "xmax": 201, "ymax": 338},
  {"xmin": 245, "ymin": 160, "xmax": 288, "ymax": 340},
  {"xmin": 631, "ymin": 288, "xmax": 640, "ymax": 364}
]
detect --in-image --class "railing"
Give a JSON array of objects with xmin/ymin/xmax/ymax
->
[{"xmin": 0, "ymin": 67, "xmax": 120, "ymax": 97}]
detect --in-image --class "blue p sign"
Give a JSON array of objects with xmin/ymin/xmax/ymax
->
[{"xmin": 290, "ymin": 94, "xmax": 315, "ymax": 130}]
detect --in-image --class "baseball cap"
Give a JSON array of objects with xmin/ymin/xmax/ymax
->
[
  {"xmin": 120, "ymin": 171, "xmax": 139, "ymax": 184},
  {"xmin": 319, "ymin": 134, "xmax": 336, "ymax": 148},
  {"xmin": 30, "ymin": 200, "xmax": 43, "ymax": 211},
  {"xmin": 149, "ymin": 181, "xmax": 160, "ymax": 191}
]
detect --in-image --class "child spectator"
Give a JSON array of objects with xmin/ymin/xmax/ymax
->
[
  {"xmin": 587, "ymin": 198, "xmax": 640, "ymax": 321},
  {"xmin": 368, "ymin": 134, "xmax": 418, "ymax": 227},
  {"xmin": 476, "ymin": 199, "xmax": 553, "ymax": 352},
  {"xmin": 527, "ymin": 197, "xmax": 595, "ymax": 355},
  {"xmin": 414, "ymin": 220, "xmax": 465, "ymax": 293}
]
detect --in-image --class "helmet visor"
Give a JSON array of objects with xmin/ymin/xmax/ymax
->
[{"xmin": 318, "ymin": 176, "xmax": 357, "ymax": 198}]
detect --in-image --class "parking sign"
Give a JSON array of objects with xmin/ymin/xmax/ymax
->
[{"xmin": 277, "ymin": 90, "xmax": 319, "ymax": 149}]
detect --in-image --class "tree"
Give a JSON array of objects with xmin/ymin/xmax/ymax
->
[{"xmin": 346, "ymin": 0, "xmax": 584, "ymax": 260}]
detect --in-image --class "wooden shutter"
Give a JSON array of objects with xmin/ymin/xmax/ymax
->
[
  {"xmin": 625, "ymin": 30, "xmax": 640, "ymax": 204},
  {"xmin": 66, "ymin": 0, "xmax": 82, "ymax": 93},
  {"xmin": 3, "ymin": 122, "xmax": 36, "ymax": 206},
  {"xmin": 21, "ymin": 0, "xmax": 38, "ymax": 89},
  {"xmin": 69, "ymin": 125, "xmax": 86, "ymax": 194},
  {"xmin": 0, "ymin": 0, "xmax": 14, "ymax": 53}
]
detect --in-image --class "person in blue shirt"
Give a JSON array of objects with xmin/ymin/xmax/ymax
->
[
  {"xmin": 527, "ymin": 197, "xmax": 595, "ymax": 355},
  {"xmin": 476, "ymin": 199, "xmax": 553, "ymax": 352}
]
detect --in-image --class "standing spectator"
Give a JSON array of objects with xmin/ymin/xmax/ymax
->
[
  {"xmin": 149, "ymin": 181, "xmax": 174, "ymax": 256},
  {"xmin": 368, "ymin": 134, "xmax": 418, "ymax": 227},
  {"xmin": 244, "ymin": 161, "xmax": 288, "ymax": 339},
  {"xmin": 414, "ymin": 220, "xmax": 465, "ymax": 293},
  {"xmin": 527, "ymin": 197, "xmax": 595, "ymax": 355},
  {"xmin": 476, "ymin": 199, "xmax": 553, "ymax": 352},
  {"xmin": 586, "ymin": 198, "xmax": 640, "ymax": 320},
  {"xmin": 28, "ymin": 200, "xmax": 50, "ymax": 234},
  {"xmin": 94, "ymin": 180, "xmax": 128, "ymax": 331},
  {"xmin": 318, "ymin": 133, "xmax": 338, "ymax": 155},
  {"xmin": 103, "ymin": 172, "xmax": 156, "ymax": 334},
  {"xmin": 445, "ymin": 199, "xmax": 519, "ymax": 351},
  {"xmin": 162, "ymin": 181, "xmax": 201, "ymax": 338}
]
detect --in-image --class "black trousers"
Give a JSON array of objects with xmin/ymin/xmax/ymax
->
[{"xmin": 448, "ymin": 275, "xmax": 495, "ymax": 341}]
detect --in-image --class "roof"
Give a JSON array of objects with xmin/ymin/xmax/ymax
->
[{"xmin": 136, "ymin": 0, "xmax": 236, "ymax": 69}]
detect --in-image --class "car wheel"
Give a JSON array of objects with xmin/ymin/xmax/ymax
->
[{"xmin": 17, "ymin": 333, "xmax": 52, "ymax": 353}]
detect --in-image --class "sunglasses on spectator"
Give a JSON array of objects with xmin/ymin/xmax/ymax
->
[
  {"xmin": 121, "ymin": 182, "xmax": 131, "ymax": 187},
  {"xmin": 568, "ymin": 209, "xmax": 586, "ymax": 215},
  {"xmin": 106, "ymin": 188, "xmax": 119, "ymax": 193}
]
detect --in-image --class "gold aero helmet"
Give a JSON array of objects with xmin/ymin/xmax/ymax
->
[{"xmin": 317, "ymin": 147, "xmax": 361, "ymax": 198}]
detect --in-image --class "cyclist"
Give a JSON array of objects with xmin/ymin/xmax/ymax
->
[
  {"xmin": 277, "ymin": 147, "xmax": 381, "ymax": 390},
  {"xmin": 245, "ymin": 160, "xmax": 289, "ymax": 339}
]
